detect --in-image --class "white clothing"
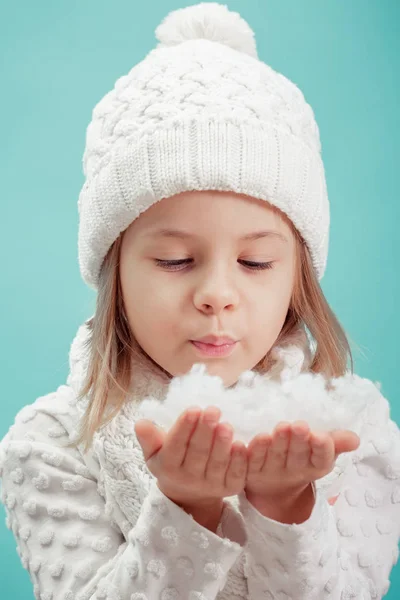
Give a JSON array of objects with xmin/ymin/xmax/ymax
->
[{"xmin": 1, "ymin": 320, "xmax": 399, "ymax": 599}]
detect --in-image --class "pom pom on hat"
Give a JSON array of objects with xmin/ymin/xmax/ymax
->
[{"xmin": 155, "ymin": 2, "xmax": 258, "ymax": 58}]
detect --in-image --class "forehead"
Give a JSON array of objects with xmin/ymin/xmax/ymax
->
[{"xmin": 127, "ymin": 191, "xmax": 294, "ymax": 240}]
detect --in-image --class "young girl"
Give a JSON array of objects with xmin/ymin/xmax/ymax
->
[{"xmin": 1, "ymin": 3, "xmax": 399, "ymax": 599}]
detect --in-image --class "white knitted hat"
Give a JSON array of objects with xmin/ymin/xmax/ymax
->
[{"xmin": 78, "ymin": 2, "xmax": 330, "ymax": 290}]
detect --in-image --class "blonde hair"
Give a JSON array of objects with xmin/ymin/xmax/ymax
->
[{"xmin": 67, "ymin": 205, "xmax": 355, "ymax": 453}]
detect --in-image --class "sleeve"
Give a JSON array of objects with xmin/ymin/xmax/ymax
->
[
  {"xmin": 0, "ymin": 411, "xmax": 247, "ymax": 600},
  {"xmin": 236, "ymin": 393, "xmax": 400, "ymax": 599}
]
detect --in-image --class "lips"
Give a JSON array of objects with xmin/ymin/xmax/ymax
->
[
  {"xmin": 192, "ymin": 335, "xmax": 236, "ymax": 346},
  {"xmin": 190, "ymin": 339, "xmax": 238, "ymax": 357}
]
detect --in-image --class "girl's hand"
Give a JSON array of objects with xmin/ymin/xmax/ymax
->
[
  {"xmin": 245, "ymin": 420, "xmax": 360, "ymax": 501},
  {"xmin": 134, "ymin": 406, "xmax": 248, "ymax": 510}
]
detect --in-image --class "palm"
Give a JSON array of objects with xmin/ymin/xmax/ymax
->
[{"xmin": 245, "ymin": 421, "xmax": 360, "ymax": 498}]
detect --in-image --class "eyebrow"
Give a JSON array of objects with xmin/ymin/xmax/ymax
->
[{"xmin": 143, "ymin": 228, "xmax": 288, "ymax": 243}]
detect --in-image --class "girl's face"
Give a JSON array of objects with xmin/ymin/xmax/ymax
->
[{"xmin": 120, "ymin": 191, "xmax": 296, "ymax": 387}]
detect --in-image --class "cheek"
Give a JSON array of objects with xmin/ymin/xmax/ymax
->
[
  {"xmin": 123, "ymin": 272, "xmax": 180, "ymax": 330},
  {"xmin": 250, "ymin": 277, "xmax": 293, "ymax": 325}
]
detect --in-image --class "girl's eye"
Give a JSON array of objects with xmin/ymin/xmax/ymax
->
[
  {"xmin": 154, "ymin": 259, "xmax": 274, "ymax": 271},
  {"xmin": 240, "ymin": 260, "xmax": 274, "ymax": 271},
  {"xmin": 154, "ymin": 259, "xmax": 192, "ymax": 270}
]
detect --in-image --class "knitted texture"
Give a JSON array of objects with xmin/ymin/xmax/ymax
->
[{"xmin": 78, "ymin": 2, "xmax": 330, "ymax": 289}]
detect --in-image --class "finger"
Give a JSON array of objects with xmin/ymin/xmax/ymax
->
[
  {"xmin": 182, "ymin": 406, "xmax": 221, "ymax": 476},
  {"xmin": 267, "ymin": 422, "xmax": 291, "ymax": 470},
  {"xmin": 160, "ymin": 407, "xmax": 201, "ymax": 468},
  {"xmin": 225, "ymin": 441, "xmax": 248, "ymax": 492},
  {"xmin": 247, "ymin": 434, "xmax": 270, "ymax": 474},
  {"xmin": 330, "ymin": 430, "xmax": 360, "ymax": 456},
  {"xmin": 134, "ymin": 419, "xmax": 166, "ymax": 462},
  {"xmin": 286, "ymin": 421, "xmax": 311, "ymax": 471},
  {"xmin": 310, "ymin": 431, "xmax": 335, "ymax": 470},
  {"xmin": 205, "ymin": 422, "xmax": 233, "ymax": 484}
]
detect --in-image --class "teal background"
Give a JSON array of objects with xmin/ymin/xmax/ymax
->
[{"xmin": 1, "ymin": 0, "xmax": 399, "ymax": 596}]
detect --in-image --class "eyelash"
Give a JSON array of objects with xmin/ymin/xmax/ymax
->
[{"xmin": 154, "ymin": 259, "xmax": 274, "ymax": 272}]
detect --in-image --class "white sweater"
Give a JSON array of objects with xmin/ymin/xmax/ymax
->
[{"xmin": 1, "ymin": 320, "xmax": 400, "ymax": 600}]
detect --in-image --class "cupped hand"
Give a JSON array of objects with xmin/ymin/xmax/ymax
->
[
  {"xmin": 134, "ymin": 406, "xmax": 248, "ymax": 509},
  {"xmin": 245, "ymin": 420, "xmax": 360, "ymax": 500}
]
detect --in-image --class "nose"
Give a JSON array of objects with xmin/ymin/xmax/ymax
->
[{"xmin": 193, "ymin": 264, "xmax": 239, "ymax": 315}]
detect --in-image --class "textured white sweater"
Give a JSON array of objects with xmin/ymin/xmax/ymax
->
[{"xmin": 1, "ymin": 320, "xmax": 400, "ymax": 600}]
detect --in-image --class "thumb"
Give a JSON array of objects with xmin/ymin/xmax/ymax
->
[
  {"xmin": 331, "ymin": 430, "xmax": 360, "ymax": 456},
  {"xmin": 134, "ymin": 419, "xmax": 166, "ymax": 462}
]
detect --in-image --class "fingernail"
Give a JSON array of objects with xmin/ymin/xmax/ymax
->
[
  {"xmin": 204, "ymin": 409, "xmax": 219, "ymax": 423},
  {"xmin": 186, "ymin": 411, "xmax": 199, "ymax": 423},
  {"xmin": 313, "ymin": 438, "xmax": 324, "ymax": 447}
]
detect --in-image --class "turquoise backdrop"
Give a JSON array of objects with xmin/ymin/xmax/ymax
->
[{"xmin": 1, "ymin": 0, "xmax": 399, "ymax": 597}]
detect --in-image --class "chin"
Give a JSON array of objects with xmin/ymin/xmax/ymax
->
[{"xmin": 197, "ymin": 362, "xmax": 244, "ymax": 388}]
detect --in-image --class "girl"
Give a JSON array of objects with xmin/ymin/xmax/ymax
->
[{"xmin": 1, "ymin": 3, "xmax": 399, "ymax": 600}]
